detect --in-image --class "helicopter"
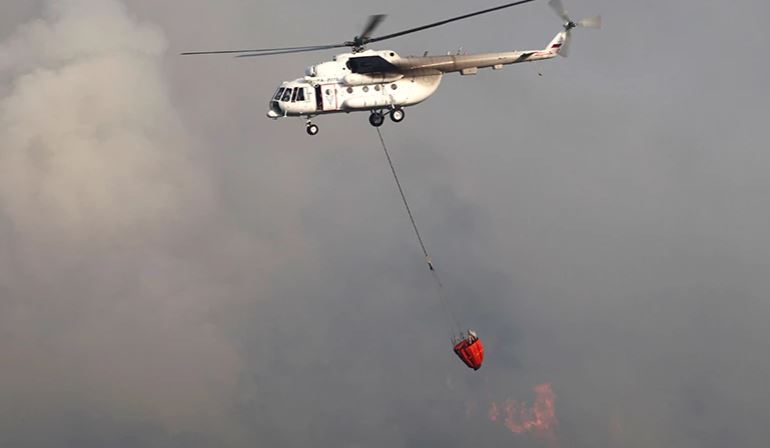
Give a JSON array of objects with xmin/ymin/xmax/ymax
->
[{"xmin": 182, "ymin": 0, "xmax": 600, "ymax": 135}]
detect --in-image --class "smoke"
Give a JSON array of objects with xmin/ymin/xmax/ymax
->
[
  {"xmin": 489, "ymin": 383, "xmax": 558, "ymax": 442},
  {"xmin": 0, "ymin": 0, "xmax": 244, "ymax": 442},
  {"xmin": 0, "ymin": 0, "xmax": 207, "ymax": 240}
]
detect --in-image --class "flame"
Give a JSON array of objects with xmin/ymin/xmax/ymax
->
[{"xmin": 489, "ymin": 383, "xmax": 557, "ymax": 439}]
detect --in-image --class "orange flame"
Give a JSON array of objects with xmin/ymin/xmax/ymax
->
[{"xmin": 489, "ymin": 383, "xmax": 557, "ymax": 439}]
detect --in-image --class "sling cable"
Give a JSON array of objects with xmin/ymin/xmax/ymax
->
[{"xmin": 375, "ymin": 128, "xmax": 484, "ymax": 370}]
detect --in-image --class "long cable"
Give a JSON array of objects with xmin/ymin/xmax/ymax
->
[{"xmin": 376, "ymin": 128, "xmax": 462, "ymax": 335}]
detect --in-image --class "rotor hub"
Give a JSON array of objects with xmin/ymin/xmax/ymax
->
[{"xmin": 345, "ymin": 36, "xmax": 367, "ymax": 52}]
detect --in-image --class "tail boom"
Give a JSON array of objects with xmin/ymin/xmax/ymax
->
[{"xmin": 393, "ymin": 44, "xmax": 559, "ymax": 75}]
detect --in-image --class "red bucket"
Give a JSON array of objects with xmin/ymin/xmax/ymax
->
[{"xmin": 453, "ymin": 331, "xmax": 484, "ymax": 370}]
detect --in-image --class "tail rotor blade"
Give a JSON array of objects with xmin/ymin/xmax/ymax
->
[
  {"xmin": 548, "ymin": 2, "xmax": 601, "ymax": 57},
  {"xmin": 577, "ymin": 15, "xmax": 602, "ymax": 29},
  {"xmin": 548, "ymin": 0, "xmax": 571, "ymax": 22}
]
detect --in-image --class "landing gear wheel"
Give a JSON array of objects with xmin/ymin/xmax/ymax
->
[
  {"xmin": 306, "ymin": 123, "xmax": 319, "ymax": 136},
  {"xmin": 390, "ymin": 108, "xmax": 405, "ymax": 123},
  {"xmin": 369, "ymin": 112, "xmax": 385, "ymax": 127}
]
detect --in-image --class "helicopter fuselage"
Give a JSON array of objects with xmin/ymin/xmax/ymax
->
[
  {"xmin": 267, "ymin": 30, "xmax": 573, "ymax": 135},
  {"xmin": 267, "ymin": 38, "xmax": 563, "ymax": 127}
]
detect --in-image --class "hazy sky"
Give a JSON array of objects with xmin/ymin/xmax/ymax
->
[{"xmin": 2, "ymin": 1, "xmax": 770, "ymax": 447}]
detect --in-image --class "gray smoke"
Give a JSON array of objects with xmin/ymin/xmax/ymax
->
[
  {"xmin": 0, "ymin": 0, "xmax": 247, "ymax": 443},
  {"xmin": 3, "ymin": 0, "xmax": 770, "ymax": 447}
]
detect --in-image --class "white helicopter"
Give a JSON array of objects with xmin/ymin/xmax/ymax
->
[{"xmin": 182, "ymin": 0, "xmax": 600, "ymax": 135}]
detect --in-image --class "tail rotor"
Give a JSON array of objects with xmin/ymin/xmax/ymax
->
[{"xmin": 548, "ymin": 0, "xmax": 601, "ymax": 57}]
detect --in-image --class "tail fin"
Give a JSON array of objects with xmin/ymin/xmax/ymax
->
[{"xmin": 545, "ymin": 31, "xmax": 569, "ymax": 56}]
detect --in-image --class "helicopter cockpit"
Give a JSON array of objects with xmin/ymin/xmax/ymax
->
[{"xmin": 267, "ymin": 83, "xmax": 311, "ymax": 119}]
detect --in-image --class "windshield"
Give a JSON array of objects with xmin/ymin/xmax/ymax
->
[
  {"xmin": 281, "ymin": 88, "xmax": 293, "ymax": 102},
  {"xmin": 273, "ymin": 87, "xmax": 285, "ymax": 101}
]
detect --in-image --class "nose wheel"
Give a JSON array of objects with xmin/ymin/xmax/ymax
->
[{"xmin": 306, "ymin": 122, "xmax": 319, "ymax": 136}]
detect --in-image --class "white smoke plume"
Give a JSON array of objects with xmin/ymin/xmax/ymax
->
[{"xmin": 0, "ymin": 0, "xmax": 244, "ymax": 442}]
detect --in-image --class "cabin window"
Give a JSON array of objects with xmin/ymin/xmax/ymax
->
[
  {"xmin": 281, "ymin": 88, "xmax": 293, "ymax": 102},
  {"xmin": 347, "ymin": 87, "xmax": 353, "ymax": 93},
  {"xmin": 362, "ymin": 86, "xmax": 369, "ymax": 92},
  {"xmin": 374, "ymin": 85, "xmax": 381, "ymax": 91},
  {"xmin": 390, "ymin": 84, "xmax": 398, "ymax": 90},
  {"xmin": 273, "ymin": 88, "xmax": 285, "ymax": 101},
  {"xmin": 295, "ymin": 87, "xmax": 305, "ymax": 102}
]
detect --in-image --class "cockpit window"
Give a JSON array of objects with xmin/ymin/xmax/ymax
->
[
  {"xmin": 281, "ymin": 88, "xmax": 293, "ymax": 102},
  {"xmin": 273, "ymin": 88, "xmax": 285, "ymax": 101},
  {"xmin": 290, "ymin": 87, "xmax": 306, "ymax": 102}
]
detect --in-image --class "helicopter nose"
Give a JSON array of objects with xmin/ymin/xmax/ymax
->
[{"xmin": 267, "ymin": 100, "xmax": 283, "ymax": 119}]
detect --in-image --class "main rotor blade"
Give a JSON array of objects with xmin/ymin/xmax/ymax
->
[
  {"xmin": 548, "ymin": 0, "xmax": 570, "ymax": 22},
  {"xmin": 360, "ymin": 14, "xmax": 387, "ymax": 41},
  {"xmin": 235, "ymin": 45, "xmax": 346, "ymax": 57},
  {"xmin": 367, "ymin": 0, "xmax": 539, "ymax": 44},
  {"xmin": 180, "ymin": 43, "xmax": 348, "ymax": 56}
]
